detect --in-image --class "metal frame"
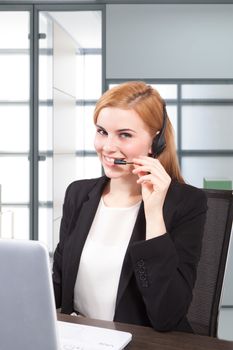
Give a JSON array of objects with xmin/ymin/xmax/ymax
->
[{"xmin": 1, "ymin": 1, "xmax": 233, "ymax": 5}]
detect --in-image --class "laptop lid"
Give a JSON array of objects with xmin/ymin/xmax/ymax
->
[
  {"xmin": 0, "ymin": 239, "xmax": 132, "ymax": 350},
  {"xmin": 0, "ymin": 239, "xmax": 60, "ymax": 350}
]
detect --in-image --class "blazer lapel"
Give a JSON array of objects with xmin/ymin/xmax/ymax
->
[
  {"xmin": 115, "ymin": 202, "xmax": 146, "ymax": 310},
  {"xmin": 114, "ymin": 181, "xmax": 176, "ymax": 312}
]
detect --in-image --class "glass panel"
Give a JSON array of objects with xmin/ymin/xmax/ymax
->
[
  {"xmin": 0, "ymin": 105, "xmax": 29, "ymax": 152},
  {"xmin": 76, "ymin": 105, "xmax": 85, "ymax": 150},
  {"xmin": 38, "ymin": 12, "xmax": 53, "ymax": 51},
  {"xmin": 151, "ymin": 84, "xmax": 177, "ymax": 100},
  {"xmin": 54, "ymin": 154, "xmax": 77, "ymax": 204},
  {"xmin": 0, "ymin": 208, "xmax": 14, "ymax": 239},
  {"xmin": 220, "ymin": 236, "xmax": 233, "ymax": 307},
  {"xmin": 182, "ymin": 84, "xmax": 233, "ymax": 99},
  {"xmin": 76, "ymin": 156, "xmax": 101, "ymax": 180},
  {"xmin": 76, "ymin": 54, "xmax": 85, "ymax": 100},
  {"xmin": 181, "ymin": 157, "xmax": 233, "ymax": 188},
  {"xmin": 108, "ymin": 84, "xmax": 118, "ymax": 89},
  {"xmin": 39, "ymin": 156, "xmax": 52, "ymax": 202},
  {"xmin": 166, "ymin": 105, "xmax": 177, "ymax": 146},
  {"xmin": 0, "ymin": 12, "xmax": 29, "ymax": 49},
  {"xmin": 39, "ymin": 207, "xmax": 53, "ymax": 251},
  {"xmin": 0, "ymin": 157, "xmax": 29, "ymax": 203},
  {"xmin": 53, "ymin": 207, "xmax": 61, "ymax": 253},
  {"xmin": 218, "ymin": 307, "xmax": 233, "ymax": 341},
  {"xmin": 39, "ymin": 105, "xmax": 53, "ymax": 152},
  {"xmin": 39, "ymin": 54, "xmax": 53, "ymax": 101},
  {"xmin": 82, "ymin": 105, "xmax": 96, "ymax": 151},
  {"xmin": 0, "ymin": 206, "xmax": 29, "ymax": 240},
  {"xmin": 48, "ymin": 11, "xmax": 102, "ymax": 48},
  {"xmin": 83, "ymin": 55, "xmax": 102, "ymax": 100},
  {"xmin": 182, "ymin": 106, "xmax": 233, "ymax": 150},
  {"xmin": 0, "ymin": 55, "xmax": 29, "ymax": 101},
  {"xmin": 76, "ymin": 104, "xmax": 102, "ymax": 151}
]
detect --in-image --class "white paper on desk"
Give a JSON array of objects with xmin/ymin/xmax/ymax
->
[{"xmin": 58, "ymin": 320, "xmax": 132, "ymax": 350}]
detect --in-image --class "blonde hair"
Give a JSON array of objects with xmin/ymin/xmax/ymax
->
[{"xmin": 94, "ymin": 81, "xmax": 184, "ymax": 183}]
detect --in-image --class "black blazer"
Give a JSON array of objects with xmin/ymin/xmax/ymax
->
[{"xmin": 52, "ymin": 176, "xmax": 207, "ymax": 332}]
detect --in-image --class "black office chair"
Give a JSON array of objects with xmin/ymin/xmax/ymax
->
[{"xmin": 187, "ymin": 189, "xmax": 233, "ymax": 337}]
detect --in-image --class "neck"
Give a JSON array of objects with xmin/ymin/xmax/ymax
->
[
  {"xmin": 110, "ymin": 175, "xmax": 141, "ymax": 195},
  {"xmin": 103, "ymin": 175, "xmax": 142, "ymax": 207}
]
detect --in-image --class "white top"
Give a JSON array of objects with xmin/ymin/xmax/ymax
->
[{"xmin": 73, "ymin": 198, "xmax": 141, "ymax": 321}]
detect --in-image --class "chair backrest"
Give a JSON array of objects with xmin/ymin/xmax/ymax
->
[{"xmin": 187, "ymin": 189, "xmax": 233, "ymax": 337}]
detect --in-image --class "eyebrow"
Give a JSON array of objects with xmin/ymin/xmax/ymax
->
[
  {"xmin": 96, "ymin": 125, "xmax": 136, "ymax": 133},
  {"xmin": 96, "ymin": 124, "xmax": 106, "ymax": 131},
  {"xmin": 117, "ymin": 128, "xmax": 136, "ymax": 133}
]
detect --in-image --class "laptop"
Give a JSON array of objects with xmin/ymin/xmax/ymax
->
[{"xmin": 0, "ymin": 239, "xmax": 132, "ymax": 350}]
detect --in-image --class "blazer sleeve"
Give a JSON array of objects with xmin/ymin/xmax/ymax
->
[
  {"xmin": 52, "ymin": 183, "xmax": 74, "ymax": 308},
  {"xmin": 129, "ymin": 185, "xmax": 207, "ymax": 331}
]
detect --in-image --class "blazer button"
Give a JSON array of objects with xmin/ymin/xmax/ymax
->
[
  {"xmin": 142, "ymin": 281, "xmax": 149, "ymax": 288},
  {"xmin": 137, "ymin": 259, "xmax": 145, "ymax": 267},
  {"xmin": 138, "ymin": 267, "xmax": 145, "ymax": 273},
  {"xmin": 139, "ymin": 274, "xmax": 147, "ymax": 281}
]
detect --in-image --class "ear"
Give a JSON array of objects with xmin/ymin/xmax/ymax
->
[{"xmin": 148, "ymin": 131, "xmax": 160, "ymax": 156}]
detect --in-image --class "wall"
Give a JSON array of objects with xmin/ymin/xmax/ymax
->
[{"xmin": 106, "ymin": 4, "xmax": 233, "ymax": 79}]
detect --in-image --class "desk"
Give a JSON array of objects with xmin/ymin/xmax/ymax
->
[{"xmin": 58, "ymin": 313, "xmax": 233, "ymax": 350}]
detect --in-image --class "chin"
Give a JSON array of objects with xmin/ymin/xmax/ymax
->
[
  {"xmin": 103, "ymin": 168, "xmax": 132, "ymax": 180},
  {"xmin": 103, "ymin": 169, "xmax": 121, "ymax": 178}
]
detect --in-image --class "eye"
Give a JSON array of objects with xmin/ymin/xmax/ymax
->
[
  {"xmin": 119, "ymin": 132, "xmax": 132, "ymax": 139},
  {"xmin": 97, "ymin": 128, "xmax": 107, "ymax": 136}
]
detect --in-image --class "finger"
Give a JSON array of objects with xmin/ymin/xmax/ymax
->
[
  {"xmin": 133, "ymin": 163, "xmax": 166, "ymax": 179},
  {"xmin": 132, "ymin": 166, "xmax": 152, "ymax": 174},
  {"xmin": 136, "ymin": 174, "xmax": 154, "ymax": 184},
  {"xmin": 133, "ymin": 157, "xmax": 164, "ymax": 171}
]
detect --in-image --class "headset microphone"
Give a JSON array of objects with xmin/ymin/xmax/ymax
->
[{"xmin": 114, "ymin": 159, "xmax": 134, "ymax": 165}]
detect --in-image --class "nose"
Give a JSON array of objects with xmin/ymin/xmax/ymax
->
[{"xmin": 102, "ymin": 135, "xmax": 118, "ymax": 152}]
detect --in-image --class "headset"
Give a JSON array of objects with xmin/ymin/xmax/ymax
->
[{"xmin": 151, "ymin": 101, "xmax": 167, "ymax": 158}]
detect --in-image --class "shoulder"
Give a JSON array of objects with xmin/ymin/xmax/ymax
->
[
  {"xmin": 166, "ymin": 180, "xmax": 208, "ymax": 216},
  {"xmin": 169, "ymin": 180, "xmax": 207, "ymax": 202},
  {"xmin": 64, "ymin": 176, "xmax": 108, "ymax": 204},
  {"xmin": 66, "ymin": 176, "xmax": 106, "ymax": 192}
]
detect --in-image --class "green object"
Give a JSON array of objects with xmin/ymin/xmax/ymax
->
[{"xmin": 203, "ymin": 178, "xmax": 232, "ymax": 190}]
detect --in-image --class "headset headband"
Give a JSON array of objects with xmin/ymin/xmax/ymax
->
[{"xmin": 151, "ymin": 101, "xmax": 167, "ymax": 158}]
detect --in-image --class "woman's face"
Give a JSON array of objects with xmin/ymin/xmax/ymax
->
[{"xmin": 94, "ymin": 107, "xmax": 153, "ymax": 179}]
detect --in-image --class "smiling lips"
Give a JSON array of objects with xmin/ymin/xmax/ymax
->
[
  {"xmin": 103, "ymin": 156, "xmax": 122, "ymax": 166},
  {"xmin": 103, "ymin": 156, "xmax": 117, "ymax": 164}
]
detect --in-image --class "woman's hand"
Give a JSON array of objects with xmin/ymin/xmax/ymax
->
[{"xmin": 132, "ymin": 156, "xmax": 171, "ymax": 239}]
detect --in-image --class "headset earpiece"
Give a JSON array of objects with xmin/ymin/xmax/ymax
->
[{"xmin": 151, "ymin": 102, "xmax": 167, "ymax": 158}]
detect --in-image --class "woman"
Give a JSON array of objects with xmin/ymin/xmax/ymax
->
[{"xmin": 52, "ymin": 81, "xmax": 207, "ymax": 332}]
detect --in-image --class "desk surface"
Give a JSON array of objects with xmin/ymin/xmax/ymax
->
[{"xmin": 58, "ymin": 313, "xmax": 233, "ymax": 350}]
